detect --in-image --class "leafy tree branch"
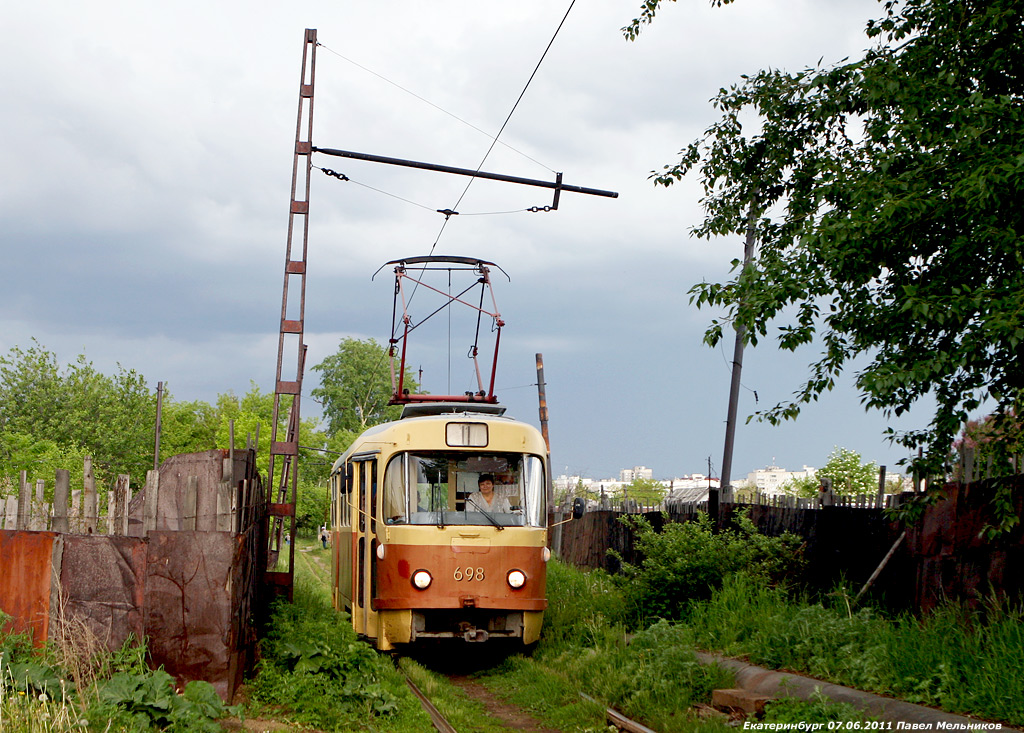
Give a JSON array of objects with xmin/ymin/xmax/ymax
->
[{"xmin": 627, "ymin": 0, "xmax": 1024, "ymax": 473}]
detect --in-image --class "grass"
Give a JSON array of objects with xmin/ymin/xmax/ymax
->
[
  {"xmin": 0, "ymin": 663, "xmax": 85, "ymax": 733},
  {"xmin": 485, "ymin": 555, "xmax": 1024, "ymax": 730},
  {"xmin": 246, "ymin": 537, "xmax": 433, "ymax": 732},
  {"xmin": 398, "ymin": 658, "xmax": 512, "ymax": 733},
  {"xmin": 472, "ymin": 560, "xmax": 739, "ymax": 733},
  {"xmin": 685, "ymin": 572, "xmax": 1024, "ymax": 726},
  {"xmin": 11, "ymin": 522, "xmax": 1019, "ymax": 730},
  {"xmin": 0, "ymin": 616, "xmax": 234, "ymax": 732}
]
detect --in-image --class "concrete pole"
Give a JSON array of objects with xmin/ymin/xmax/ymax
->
[{"xmin": 720, "ymin": 208, "xmax": 758, "ymax": 496}]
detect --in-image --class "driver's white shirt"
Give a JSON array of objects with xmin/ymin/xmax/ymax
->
[{"xmin": 466, "ymin": 490, "xmax": 512, "ymax": 514}]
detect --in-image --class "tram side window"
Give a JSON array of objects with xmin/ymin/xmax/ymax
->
[
  {"xmin": 383, "ymin": 455, "xmax": 407, "ymax": 523},
  {"xmin": 342, "ymin": 464, "xmax": 353, "ymax": 527},
  {"xmin": 414, "ymin": 456, "xmax": 450, "ymax": 513},
  {"xmin": 330, "ymin": 471, "xmax": 338, "ymax": 527}
]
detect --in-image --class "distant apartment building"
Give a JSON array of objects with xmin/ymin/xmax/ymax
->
[
  {"xmin": 742, "ymin": 464, "xmax": 817, "ymax": 496},
  {"xmin": 619, "ymin": 466, "xmax": 653, "ymax": 482},
  {"xmin": 661, "ymin": 474, "xmax": 718, "ymax": 490},
  {"xmin": 554, "ymin": 470, "xmax": 720, "ymax": 505}
]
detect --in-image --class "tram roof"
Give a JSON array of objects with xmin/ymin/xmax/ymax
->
[
  {"xmin": 399, "ymin": 402, "xmax": 507, "ymax": 419},
  {"xmin": 330, "ymin": 405, "xmax": 544, "ymax": 472}
]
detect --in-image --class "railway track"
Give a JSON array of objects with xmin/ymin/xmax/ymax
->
[
  {"xmin": 402, "ymin": 669, "xmax": 658, "ymax": 733},
  {"xmin": 404, "ymin": 674, "xmax": 458, "ymax": 733}
]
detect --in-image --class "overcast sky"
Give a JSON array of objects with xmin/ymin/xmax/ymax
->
[{"xmin": 2, "ymin": 0, "xmax": 935, "ymax": 480}]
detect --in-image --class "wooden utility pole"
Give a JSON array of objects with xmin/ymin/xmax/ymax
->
[
  {"xmin": 535, "ymin": 353, "xmax": 555, "ymax": 517},
  {"xmin": 535, "ymin": 353, "xmax": 550, "ymax": 453},
  {"xmin": 154, "ymin": 381, "xmax": 164, "ymax": 471}
]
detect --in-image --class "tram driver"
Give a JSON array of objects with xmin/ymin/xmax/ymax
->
[{"xmin": 466, "ymin": 473, "xmax": 512, "ymax": 514}]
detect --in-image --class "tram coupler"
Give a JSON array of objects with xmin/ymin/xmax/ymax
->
[{"xmin": 463, "ymin": 629, "xmax": 489, "ymax": 642}]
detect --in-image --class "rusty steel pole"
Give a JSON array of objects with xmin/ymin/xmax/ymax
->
[{"xmin": 535, "ymin": 353, "xmax": 550, "ymax": 453}]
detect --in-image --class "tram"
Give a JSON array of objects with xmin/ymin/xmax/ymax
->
[
  {"xmin": 328, "ymin": 256, "xmax": 578, "ymax": 649},
  {"xmin": 329, "ymin": 402, "xmax": 554, "ymax": 649}
]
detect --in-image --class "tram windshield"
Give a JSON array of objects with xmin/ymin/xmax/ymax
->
[{"xmin": 382, "ymin": 451, "xmax": 546, "ymax": 528}]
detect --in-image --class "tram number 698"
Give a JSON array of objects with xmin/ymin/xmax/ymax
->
[{"xmin": 453, "ymin": 567, "xmax": 485, "ymax": 582}]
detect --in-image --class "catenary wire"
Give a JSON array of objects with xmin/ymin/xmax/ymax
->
[
  {"xmin": 428, "ymin": 0, "xmax": 577, "ymax": 254},
  {"xmin": 316, "ymin": 42, "xmax": 555, "ymax": 174}
]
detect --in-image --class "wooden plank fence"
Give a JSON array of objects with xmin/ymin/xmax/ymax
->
[
  {"xmin": 582, "ymin": 490, "xmax": 908, "ymax": 517},
  {"xmin": 0, "ymin": 456, "xmax": 258, "ymax": 536},
  {"xmin": 556, "ymin": 474, "xmax": 1024, "ymax": 612},
  {"xmin": 0, "ymin": 449, "xmax": 267, "ymax": 702}
]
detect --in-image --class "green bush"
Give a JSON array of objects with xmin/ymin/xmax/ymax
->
[
  {"xmin": 249, "ymin": 577, "xmax": 428, "ymax": 731},
  {"xmin": 613, "ymin": 511, "xmax": 803, "ymax": 625},
  {"xmin": 90, "ymin": 671, "xmax": 237, "ymax": 733}
]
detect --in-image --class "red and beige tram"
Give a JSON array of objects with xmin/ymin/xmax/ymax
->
[{"xmin": 329, "ymin": 402, "xmax": 553, "ymax": 650}]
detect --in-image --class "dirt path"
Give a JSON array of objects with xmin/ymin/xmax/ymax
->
[{"xmin": 447, "ymin": 676, "xmax": 562, "ymax": 733}]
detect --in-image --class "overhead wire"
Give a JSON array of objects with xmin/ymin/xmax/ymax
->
[
  {"xmin": 314, "ymin": 165, "xmax": 436, "ymax": 212},
  {"xmin": 312, "ymin": 4, "xmax": 577, "ymax": 403},
  {"xmin": 315, "ymin": 165, "xmax": 538, "ymax": 217},
  {"xmin": 718, "ymin": 340, "xmax": 759, "ymax": 404},
  {"xmin": 427, "ymin": 0, "xmax": 577, "ymax": 254},
  {"xmin": 316, "ymin": 42, "xmax": 555, "ymax": 174}
]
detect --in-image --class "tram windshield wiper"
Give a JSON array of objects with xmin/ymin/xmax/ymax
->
[
  {"xmin": 430, "ymin": 483, "xmax": 446, "ymax": 529},
  {"xmin": 466, "ymin": 498, "xmax": 505, "ymax": 531}
]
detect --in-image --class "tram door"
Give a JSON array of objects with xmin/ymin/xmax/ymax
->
[
  {"xmin": 333, "ymin": 465, "xmax": 352, "ymax": 611},
  {"xmin": 348, "ymin": 454, "xmax": 379, "ymax": 640}
]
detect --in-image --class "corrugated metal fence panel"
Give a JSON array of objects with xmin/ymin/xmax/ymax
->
[
  {"xmin": 58, "ymin": 535, "xmax": 147, "ymax": 649},
  {"xmin": 905, "ymin": 479, "xmax": 1024, "ymax": 610},
  {"xmin": 145, "ymin": 530, "xmax": 238, "ymax": 701},
  {"xmin": 0, "ymin": 530, "xmax": 56, "ymax": 645}
]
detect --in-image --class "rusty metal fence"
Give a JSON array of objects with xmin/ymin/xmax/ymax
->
[{"xmin": 0, "ymin": 449, "xmax": 266, "ymax": 702}]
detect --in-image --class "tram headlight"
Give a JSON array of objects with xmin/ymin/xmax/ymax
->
[
  {"xmin": 507, "ymin": 569, "xmax": 526, "ymax": 589},
  {"xmin": 411, "ymin": 569, "xmax": 432, "ymax": 590}
]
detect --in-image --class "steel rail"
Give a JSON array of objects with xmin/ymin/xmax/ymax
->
[
  {"xmin": 405, "ymin": 675, "xmax": 458, "ymax": 733},
  {"xmin": 580, "ymin": 692, "xmax": 660, "ymax": 733}
]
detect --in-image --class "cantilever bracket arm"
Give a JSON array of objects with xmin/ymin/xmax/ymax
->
[{"xmin": 311, "ymin": 146, "xmax": 618, "ymax": 200}]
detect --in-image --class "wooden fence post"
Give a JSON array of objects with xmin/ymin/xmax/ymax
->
[
  {"xmin": 196, "ymin": 470, "xmax": 216, "ymax": 532},
  {"xmin": 2, "ymin": 496, "xmax": 17, "ymax": 529},
  {"xmin": 17, "ymin": 471, "xmax": 30, "ymax": 530},
  {"xmin": 184, "ymin": 475, "xmax": 199, "ymax": 531},
  {"xmin": 221, "ymin": 448, "xmax": 235, "ymax": 531},
  {"xmin": 113, "ymin": 475, "xmax": 130, "ymax": 536},
  {"xmin": 70, "ymin": 489, "xmax": 82, "ymax": 533},
  {"xmin": 83, "ymin": 456, "xmax": 98, "ymax": 534},
  {"xmin": 143, "ymin": 469, "xmax": 160, "ymax": 534},
  {"xmin": 53, "ymin": 469, "xmax": 70, "ymax": 533},
  {"xmin": 216, "ymin": 480, "xmax": 232, "ymax": 532},
  {"xmin": 30, "ymin": 478, "xmax": 49, "ymax": 530}
]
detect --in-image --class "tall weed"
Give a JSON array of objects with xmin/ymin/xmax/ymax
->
[
  {"xmin": 613, "ymin": 511, "xmax": 802, "ymax": 626},
  {"xmin": 684, "ymin": 575, "xmax": 1024, "ymax": 726},
  {"xmin": 542, "ymin": 559, "xmax": 628, "ymax": 650},
  {"xmin": 249, "ymin": 576, "xmax": 430, "ymax": 731},
  {"xmin": 521, "ymin": 562, "xmax": 734, "ymax": 732}
]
